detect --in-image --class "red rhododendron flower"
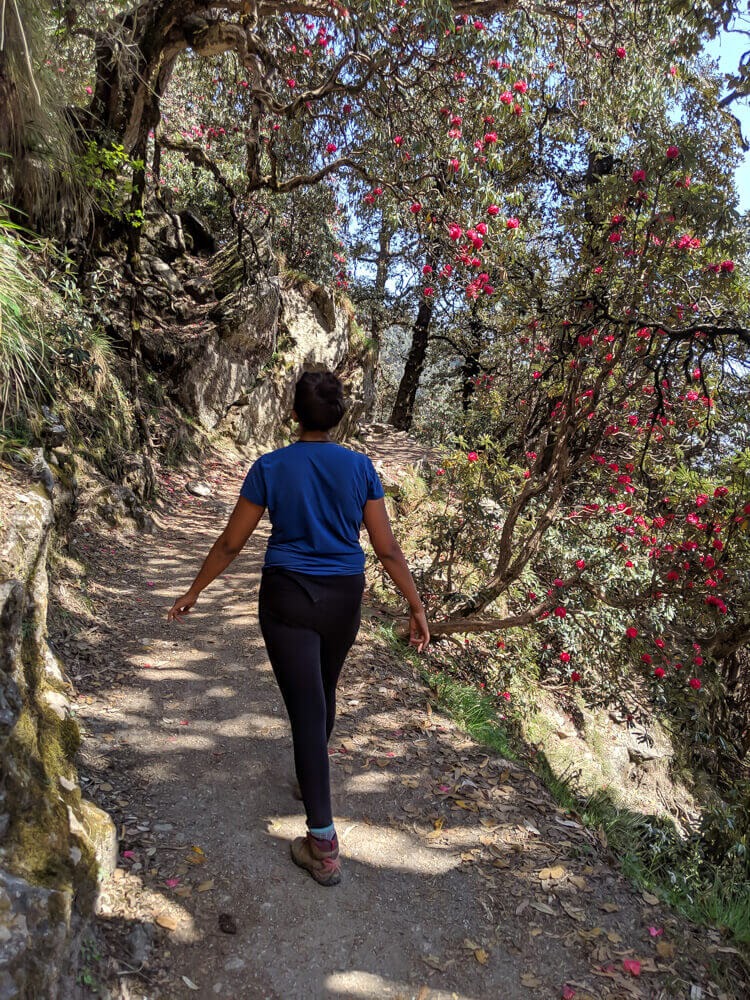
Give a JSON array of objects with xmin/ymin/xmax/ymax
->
[
  {"xmin": 654, "ymin": 667, "xmax": 666, "ymax": 679},
  {"xmin": 560, "ymin": 652, "xmax": 571, "ymax": 663},
  {"xmin": 506, "ymin": 217, "xmax": 520, "ymax": 229},
  {"xmin": 554, "ymin": 606, "xmax": 567, "ymax": 618},
  {"xmin": 689, "ymin": 677, "xmax": 702, "ymax": 690},
  {"xmin": 666, "ymin": 145, "xmax": 680, "ymax": 159},
  {"xmin": 325, "ymin": 142, "xmax": 338, "ymax": 154},
  {"xmin": 487, "ymin": 204, "xmax": 500, "ymax": 216},
  {"xmin": 410, "ymin": 202, "xmax": 422, "ymax": 214},
  {"xmin": 394, "ymin": 135, "xmax": 403, "ymax": 146},
  {"xmin": 626, "ymin": 627, "xmax": 638, "ymax": 639},
  {"xmin": 467, "ymin": 451, "xmax": 479, "ymax": 462},
  {"xmin": 570, "ymin": 671, "xmax": 581, "ymax": 682},
  {"xmin": 575, "ymin": 559, "xmax": 586, "ymax": 570},
  {"xmin": 632, "ymin": 169, "xmax": 646, "ymax": 184},
  {"xmin": 615, "ymin": 46, "xmax": 627, "ymax": 59}
]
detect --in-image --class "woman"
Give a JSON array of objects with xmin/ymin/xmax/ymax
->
[{"xmin": 167, "ymin": 370, "xmax": 430, "ymax": 887}]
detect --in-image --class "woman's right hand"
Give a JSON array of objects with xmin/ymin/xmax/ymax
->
[{"xmin": 409, "ymin": 607, "xmax": 430, "ymax": 652}]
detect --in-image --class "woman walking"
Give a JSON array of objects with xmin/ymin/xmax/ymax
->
[{"xmin": 167, "ymin": 370, "xmax": 430, "ymax": 886}]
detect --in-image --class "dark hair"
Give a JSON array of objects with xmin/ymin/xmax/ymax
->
[{"xmin": 293, "ymin": 370, "xmax": 346, "ymax": 431}]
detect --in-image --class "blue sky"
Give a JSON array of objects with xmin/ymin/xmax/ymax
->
[{"xmin": 706, "ymin": 24, "xmax": 750, "ymax": 210}]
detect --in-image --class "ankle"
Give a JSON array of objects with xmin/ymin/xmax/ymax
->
[{"xmin": 309, "ymin": 822, "xmax": 336, "ymax": 842}]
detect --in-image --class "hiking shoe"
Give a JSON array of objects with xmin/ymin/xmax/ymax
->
[{"xmin": 290, "ymin": 833, "xmax": 341, "ymax": 886}]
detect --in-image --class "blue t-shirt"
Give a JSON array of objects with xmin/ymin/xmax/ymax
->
[{"xmin": 240, "ymin": 441, "xmax": 385, "ymax": 574}]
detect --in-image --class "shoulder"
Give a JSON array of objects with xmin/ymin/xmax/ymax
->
[
  {"xmin": 255, "ymin": 445, "xmax": 295, "ymax": 465},
  {"xmin": 338, "ymin": 446, "xmax": 377, "ymax": 469}
]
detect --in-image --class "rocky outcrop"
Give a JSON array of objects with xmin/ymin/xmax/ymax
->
[
  {"xmin": 131, "ymin": 206, "xmax": 375, "ymax": 453},
  {"xmin": 0, "ymin": 482, "xmax": 117, "ymax": 998}
]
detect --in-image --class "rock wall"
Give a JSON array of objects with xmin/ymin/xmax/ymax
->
[
  {"xmin": 0, "ymin": 481, "xmax": 117, "ymax": 998},
  {"xmin": 130, "ymin": 208, "xmax": 375, "ymax": 454}
]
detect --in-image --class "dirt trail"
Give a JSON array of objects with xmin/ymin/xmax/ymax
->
[{"xmin": 57, "ymin": 438, "xmax": 744, "ymax": 1000}]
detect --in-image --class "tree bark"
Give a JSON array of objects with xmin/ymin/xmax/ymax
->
[
  {"xmin": 364, "ymin": 221, "xmax": 392, "ymax": 416},
  {"xmin": 389, "ymin": 297, "xmax": 433, "ymax": 431},
  {"xmin": 461, "ymin": 311, "xmax": 483, "ymax": 411}
]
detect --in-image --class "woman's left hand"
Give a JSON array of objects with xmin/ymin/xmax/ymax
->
[{"xmin": 167, "ymin": 591, "xmax": 198, "ymax": 622}]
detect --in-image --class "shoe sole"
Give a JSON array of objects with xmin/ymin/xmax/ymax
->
[{"xmin": 290, "ymin": 842, "xmax": 341, "ymax": 887}]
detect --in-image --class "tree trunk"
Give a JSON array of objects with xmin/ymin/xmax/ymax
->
[
  {"xmin": 389, "ymin": 298, "xmax": 433, "ymax": 431},
  {"xmin": 365, "ymin": 221, "xmax": 392, "ymax": 417},
  {"xmin": 461, "ymin": 312, "xmax": 483, "ymax": 411}
]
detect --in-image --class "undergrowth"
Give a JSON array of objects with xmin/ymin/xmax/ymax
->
[{"xmin": 377, "ymin": 622, "xmax": 750, "ymax": 949}]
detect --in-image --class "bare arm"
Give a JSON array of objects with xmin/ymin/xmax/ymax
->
[
  {"xmin": 362, "ymin": 498, "xmax": 430, "ymax": 651},
  {"xmin": 167, "ymin": 497, "xmax": 265, "ymax": 621}
]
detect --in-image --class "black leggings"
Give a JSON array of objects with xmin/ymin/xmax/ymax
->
[{"xmin": 258, "ymin": 567, "xmax": 365, "ymax": 829}]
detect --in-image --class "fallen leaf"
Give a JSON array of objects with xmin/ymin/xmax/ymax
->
[
  {"xmin": 623, "ymin": 958, "xmax": 641, "ymax": 977},
  {"xmin": 600, "ymin": 902, "xmax": 620, "ymax": 913},
  {"xmin": 462, "ymin": 939, "xmax": 480, "ymax": 951},
  {"xmin": 474, "ymin": 948, "xmax": 489, "ymax": 965},
  {"xmin": 520, "ymin": 972, "xmax": 542, "ymax": 987},
  {"xmin": 578, "ymin": 927, "xmax": 603, "ymax": 941},
  {"xmin": 607, "ymin": 931, "xmax": 622, "ymax": 944},
  {"xmin": 560, "ymin": 900, "xmax": 585, "ymax": 922},
  {"xmin": 656, "ymin": 940, "xmax": 676, "ymax": 959},
  {"xmin": 181, "ymin": 976, "xmax": 198, "ymax": 990},
  {"xmin": 539, "ymin": 865, "xmax": 567, "ymax": 881},
  {"xmin": 642, "ymin": 891, "xmax": 659, "ymax": 905},
  {"xmin": 155, "ymin": 913, "xmax": 177, "ymax": 931},
  {"xmin": 529, "ymin": 901, "xmax": 556, "ymax": 916}
]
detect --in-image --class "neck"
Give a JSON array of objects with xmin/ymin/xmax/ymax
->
[{"xmin": 298, "ymin": 430, "xmax": 332, "ymax": 442}]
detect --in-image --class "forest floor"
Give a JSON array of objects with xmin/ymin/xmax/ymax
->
[{"xmin": 53, "ymin": 430, "xmax": 748, "ymax": 1000}]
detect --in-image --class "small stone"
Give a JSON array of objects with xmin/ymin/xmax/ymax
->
[{"xmin": 187, "ymin": 481, "xmax": 212, "ymax": 498}]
